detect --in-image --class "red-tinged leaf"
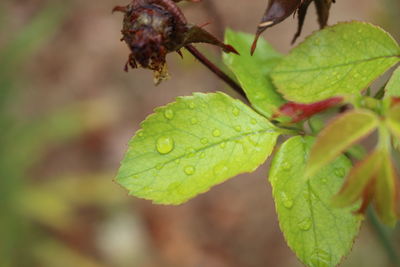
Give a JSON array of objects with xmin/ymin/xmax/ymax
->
[
  {"xmin": 374, "ymin": 151, "xmax": 400, "ymax": 226},
  {"xmin": 392, "ymin": 97, "xmax": 400, "ymax": 106},
  {"xmin": 333, "ymin": 151, "xmax": 382, "ymax": 208},
  {"xmin": 274, "ymin": 97, "xmax": 343, "ymax": 123},
  {"xmin": 306, "ymin": 110, "xmax": 379, "ymax": 177}
]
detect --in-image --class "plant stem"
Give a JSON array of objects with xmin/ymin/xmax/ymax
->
[
  {"xmin": 367, "ymin": 207, "xmax": 400, "ymax": 265},
  {"xmin": 185, "ymin": 44, "xmax": 247, "ymax": 99}
]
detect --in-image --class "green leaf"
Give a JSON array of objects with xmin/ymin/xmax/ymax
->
[
  {"xmin": 306, "ymin": 109, "xmax": 379, "ymax": 178},
  {"xmin": 385, "ymin": 66, "xmax": 400, "ymax": 98},
  {"xmin": 223, "ymin": 29, "xmax": 285, "ymax": 117},
  {"xmin": 271, "ymin": 22, "xmax": 400, "ymax": 103},
  {"xmin": 269, "ymin": 136, "xmax": 361, "ymax": 267},
  {"xmin": 387, "ymin": 104, "xmax": 400, "ymax": 140},
  {"xmin": 117, "ymin": 92, "xmax": 280, "ymax": 205}
]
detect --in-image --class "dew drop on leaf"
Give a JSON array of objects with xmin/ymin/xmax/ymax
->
[
  {"xmin": 250, "ymin": 118, "xmax": 257, "ymax": 125},
  {"xmin": 335, "ymin": 168, "xmax": 345, "ymax": 177},
  {"xmin": 234, "ymin": 126, "xmax": 242, "ymax": 132},
  {"xmin": 213, "ymin": 163, "xmax": 228, "ymax": 176},
  {"xmin": 247, "ymin": 136, "xmax": 258, "ymax": 146},
  {"xmin": 212, "ymin": 129, "xmax": 221, "ymax": 137},
  {"xmin": 200, "ymin": 152, "xmax": 206, "ymax": 158},
  {"xmin": 232, "ymin": 107, "xmax": 240, "ymax": 116},
  {"xmin": 164, "ymin": 109, "xmax": 174, "ymax": 120},
  {"xmin": 281, "ymin": 192, "xmax": 294, "ymax": 209},
  {"xmin": 219, "ymin": 142, "xmax": 226, "ymax": 149},
  {"xmin": 156, "ymin": 136, "xmax": 174, "ymax": 154},
  {"xmin": 137, "ymin": 131, "xmax": 144, "ymax": 137},
  {"xmin": 282, "ymin": 162, "xmax": 292, "ymax": 171},
  {"xmin": 298, "ymin": 218, "xmax": 312, "ymax": 231},
  {"xmin": 201, "ymin": 138, "xmax": 209, "ymax": 144},
  {"xmin": 190, "ymin": 118, "xmax": 198, "ymax": 125},
  {"xmin": 156, "ymin": 163, "xmax": 164, "ymax": 170},
  {"xmin": 185, "ymin": 147, "xmax": 196, "ymax": 158},
  {"xmin": 311, "ymin": 249, "xmax": 331, "ymax": 267},
  {"xmin": 184, "ymin": 165, "xmax": 195, "ymax": 175}
]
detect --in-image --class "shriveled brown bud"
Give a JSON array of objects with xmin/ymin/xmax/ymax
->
[
  {"xmin": 252, "ymin": 0, "xmax": 335, "ymax": 54},
  {"xmin": 113, "ymin": 0, "xmax": 237, "ymax": 84}
]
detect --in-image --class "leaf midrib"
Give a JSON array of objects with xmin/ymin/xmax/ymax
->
[
  {"xmin": 272, "ymin": 54, "xmax": 400, "ymax": 74},
  {"xmin": 119, "ymin": 128, "xmax": 278, "ymax": 178}
]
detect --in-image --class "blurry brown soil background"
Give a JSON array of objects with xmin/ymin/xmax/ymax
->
[{"xmin": 1, "ymin": 0, "xmax": 399, "ymax": 267}]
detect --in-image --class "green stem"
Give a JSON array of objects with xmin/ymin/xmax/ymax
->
[{"xmin": 367, "ymin": 207, "xmax": 400, "ymax": 265}]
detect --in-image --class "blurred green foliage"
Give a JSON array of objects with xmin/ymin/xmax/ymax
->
[{"xmin": 0, "ymin": 2, "xmax": 130, "ymax": 266}]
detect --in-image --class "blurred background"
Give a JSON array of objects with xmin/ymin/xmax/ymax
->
[{"xmin": 1, "ymin": 0, "xmax": 399, "ymax": 266}]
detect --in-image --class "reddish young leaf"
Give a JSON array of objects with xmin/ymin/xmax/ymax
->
[
  {"xmin": 333, "ymin": 150, "xmax": 382, "ymax": 208},
  {"xmin": 274, "ymin": 96, "xmax": 343, "ymax": 123},
  {"xmin": 374, "ymin": 153, "xmax": 400, "ymax": 226},
  {"xmin": 387, "ymin": 104, "xmax": 400, "ymax": 140}
]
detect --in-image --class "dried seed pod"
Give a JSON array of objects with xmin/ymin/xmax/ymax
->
[
  {"xmin": 113, "ymin": 0, "xmax": 237, "ymax": 84},
  {"xmin": 252, "ymin": 0, "xmax": 335, "ymax": 54}
]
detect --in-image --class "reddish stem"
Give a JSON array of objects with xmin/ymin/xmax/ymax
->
[{"xmin": 185, "ymin": 44, "xmax": 247, "ymax": 99}]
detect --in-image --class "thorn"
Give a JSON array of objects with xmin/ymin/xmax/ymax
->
[
  {"xmin": 176, "ymin": 50, "xmax": 184, "ymax": 59},
  {"xmin": 250, "ymin": 32, "xmax": 261, "ymax": 56},
  {"xmin": 224, "ymin": 44, "xmax": 239, "ymax": 55},
  {"xmin": 198, "ymin": 21, "xmax": 211, "ymax": 28},
  {"xmin": 112, "ymin": 6, "xmax": 127, "ymax": 14}
]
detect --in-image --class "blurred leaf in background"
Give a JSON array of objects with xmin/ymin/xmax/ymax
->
[{"xmin": 0, "ymin": 2, "xmax": 147, "ymax": 266}]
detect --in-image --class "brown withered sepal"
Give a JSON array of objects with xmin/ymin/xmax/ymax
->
[
  {"xmin": 252, "ymin": 0, "xmax": 335, "ymax": 54},
  {"xmin": 113, "ymin": 0, "xmax": 237, "ymax": 84}
]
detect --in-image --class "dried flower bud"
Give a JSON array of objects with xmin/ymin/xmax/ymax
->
[
  {"xmin": 252, "ymin": 0, "xmax": 335, "ymax": 54},
  {"xmin": 113, "ymin": 0, "xmax": 237, "ymax": 84}
]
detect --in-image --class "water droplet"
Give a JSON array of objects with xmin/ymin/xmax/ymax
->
[
  {"xmin": 298, "ymin": 218, "xmax": 312, "ymax": 231},
  {"xmin": 184, "ymin": 165, "xmax": 195, "ymax": 175},
  {"xmin": 175, "ymin": 159, "xmax": 181, "ymax": 164},
  {"xmin": 156, "ymin": 163, "xmax": 164, "ymax": 170},
  {"xmin": 137, "ymin": 131, "xmax": 144, "ymax": 137},
  {"xmin": 250, "ymin": 118, "xmax": 257, "ymax": 125},
  {"xmin": 335, "ymin": 168, "xmax": 345, "ymax": 177},
  {"xmin": 164, "ymin": 109, "xmax": 174, "ymax": 120},
  {"xmin": 132, "ymin": 175, "xmax": 139, "ymax": 179},
  {"xmin": 189, "ymin": 102, "xmax": 196, "ymax": 109},
  {"xmin": 219, "ymin": 142, "xmax": 226, "ymax": 149},
  {"xmin": 311, "ymin": 249, "xmax": 331, "ymax": 267},
  {"xmin": 234, "ymin": 126, "xmax": 242, "ymax": 132},
  {"xmin": 281, "ymin": 192, "xmax": 294, "ymax": 209},
  {"xmin": 247, "ymin": 136, "xmax": 258, "ymax": 146},
  {"xmin": 200, "ymin": 138, "xmax": 209, "ymax": 145},
  {"xmin": 200, "ymin": 152, "xmax": 206, "ymax": 158},
  {"xmin": 282, "ymin": 162, "xmax": 292, "ymax": 171},
  {"xmin": 212, "ymin": 129, "xmax": 221, "ymax": 137},
  {"xmin": 185, "ymin": 147, "xmax": 196, "ymax": 158},
  {"xmin": 232, "ymin": 107, "xmax": 240, "ymax": 116},
  {"xmin": 214, "ymin": 163, "xmax": 228, "ymax": 176},
  {"xmin": 156, "ymin": 136, "xmax": 174, "ymax": 154},
  {"xmin": 190, "ymin": 118, "xmax": 198, "ymax": 125}
]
